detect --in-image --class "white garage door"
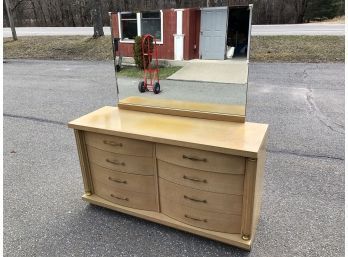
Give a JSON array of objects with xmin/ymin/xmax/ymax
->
[{"xmin": 200, "ymin": 7, "xmax": 228, "ymax": 60}]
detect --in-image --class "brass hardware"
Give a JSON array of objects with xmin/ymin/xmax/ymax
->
[
  {"xmin": 183, "ymin": 155, "xmax": 207, "ymax": 162},
  {"xmin": 108, "ymin": 177, "xmax": 127, "ymax": 184},
  {"xmin": 184, "ymin": 214, "xmax": 207, "ymax": 222},
  {"xmin": 103, "ymin": 140, "xmax": 123, "ymax": 147},
  {"xmin": 85, "ymin": 191, "xmax": 92, "ymax": 196},
  {"xmin": 241, "ymin": 235, "xmax": 250, "ymax": 241},
  {"xmin": 110, "ymin": 194, "xmax": 129, "ymax": 201},
  {"xmin": 183, "ymin": 175, "xmax": 207, "ymax": 183},
  {"xmin": 106, "ymin": 158, "xmax": 125, "ymax": 166},
  {"xmin": 184, "ymin": 195, "xmax": 207, "ymax": 203},
  {"xmin": 248, "ymin": 158, "xmax": 257, "ymax": 162}
]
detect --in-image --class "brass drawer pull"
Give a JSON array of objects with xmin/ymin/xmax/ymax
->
[
  {"xmin": 106, "ymin": 158, "xmax": 125, "ymax": 166},
  {"xmin": 184, "ymin": 195, "xmax": 207, "ymax": 203},
  {"xmin": 108, "ymin": 177, "xmax": 127, "ymax": 184},
  {"xmin": 184, "ymin": 214, "xmax": 207, "ymax": 223},
  {"xmin": 110, "ymin": 194, "xmax": 129, "ymax": 201},
  {"xmin": 182, "ymin": 155, "xmax": 207, "ymax": 162},
  {"xmin": 103, "ymin": 140, "xmax": 123, "ymax": 147},
  {"xmin": 183, "ymin": 175, "xmax": 207, "ymax": 183}
]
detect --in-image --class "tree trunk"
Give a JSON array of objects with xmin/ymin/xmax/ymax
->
[
  {"xmin": 30, "ymin": 0, "xmax": 39, "ymax": 26},
  {"xmin": 37, "ymin": 0, "xmax": 48, "ymax": 26},
  {"xmin": 298, "ymin": 0, "xmax": 308, "ymax": 23},
  {"xmin": 68, "ymin": 4, "xmax": 76, "ymax": 27},
  {"xmin": 4, "ymin": 0, "xmax": 17, "ymax": 40},
  {"xmin": 80, "ymin": 0, "xmax": 86, "ymax": 26},
  {"xmin": 93, "ymin": 0, "xmax": 104, "ymax": 37}
]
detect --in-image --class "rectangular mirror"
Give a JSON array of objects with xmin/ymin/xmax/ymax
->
[{"xmin": 110, "ymin": 5, "xmax": 252, "ymax": 122}]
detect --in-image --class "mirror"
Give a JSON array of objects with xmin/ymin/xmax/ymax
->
[{"xmin": 110, "ymin": 5, "xmax": 252, "ymax": 122}]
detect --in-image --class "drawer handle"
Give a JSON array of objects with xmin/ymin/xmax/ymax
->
[
  {"xmin": 184, "ymin": 195, "xmax": 207, "ymax": 203},
  {"xmin": 183, "ymin": 155, "xmax": 207, "ymax": 162},
  {"xmin": 110, "ymin": 194, "xmax": 129, "ymax": 201},
  {"xmin": 103, "ymin": 140, "xmax": 123, "ymax": 147},
  {"xmin": 108, "ymin": 177, "xmax": 127, "ymax": 184},
  {"xmin": 184, "ymin": 214, "xmax": 207, "ymax": 223},
  {"xmin": 183, "ymin": 175, "xmax": 207, "ymax": 183},
  {"xmin": 106, "ymin": 159, "xmax": 125, "ymax": 166}
]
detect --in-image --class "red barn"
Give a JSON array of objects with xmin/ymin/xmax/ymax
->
[{"xmin": 110, "ymin": 5, "xmax": 252, "ymax": 61}]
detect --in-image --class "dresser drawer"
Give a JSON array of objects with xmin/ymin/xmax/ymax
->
[
  {"xmin": 161, "ymin": 197, "xmax": 241, "ymax": 233},
  {"xmin": 156, "ymin": 144, "xmax": 245, "ymax": 174},
  {"xmin": 159, "ymin": 179, "xmax": 242, "ymax": 215},
  {"xmin": 93, "ymin": 180, "xmax": 157, "ymax": 211},
  {"xmin": 158, "ymin": 160, "xmax": 244, "ymax": 195},
  {"xmin": 90, "ymin": 163, "xmax": 155, "ymax": 194},
  {"xmin": 87, "ymin": 146, "xmax": 154, "ymax": 175},
  {"xmin": 85, "ymin": 132, "xmax": 153, "ymax": 157}
]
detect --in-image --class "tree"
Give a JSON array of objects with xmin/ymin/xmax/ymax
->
[
  {"xmin": 294, "ymin": 0, "xmax": 308, "ymax": 23},
  {"xmin": 4, "ymin": 0, "xmax": 18, "ymax": 40},
  {"xmin": 92, "ymin": 0, "xmax": 104, "ymax": 37},
  {"xmin": 304, "ymin": 0, "xmax": 344, "ymax": 21}
]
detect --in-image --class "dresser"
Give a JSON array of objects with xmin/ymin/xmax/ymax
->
[{"xmin": 68, "ymin": 106, "xmax": 268, "ymax": 250}]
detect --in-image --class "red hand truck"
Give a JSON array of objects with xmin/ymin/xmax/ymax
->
[{"xmin": 138, "ymin": 34, "xmax": 161, "ymax": 94}]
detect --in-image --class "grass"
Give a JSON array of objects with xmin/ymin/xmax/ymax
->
[
  {"xmin": 4, "ymin": 36, "xmax": 113, "ymax": 61},
  {"xmin": 118, "ymin": 66, "xmax": 182, "ymax": 79},
  {"xmin": 251, "ymin": 36, "xmax": 344, "ymax": 63},
  {"xmin": 4, "ymin": 35, "xmax": 344, "ymax": 66}
]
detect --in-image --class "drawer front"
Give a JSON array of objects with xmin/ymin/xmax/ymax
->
[
  {"xmin": 90, "ymin": 162, "xmax": 155, "ymax": 194},
  {"xmin": 159, "ymin": 179, "xmax": 242, "ymax": 215},
  {"xmin": 85, "ymin": 132, "xmax": 153, "ymax": 157},
  {"xmin": 156, "ymin": 144, "xmax": 245, "ymax": 174},
  {"xmin": 87, "ymin": 146, "xmax": 154, "ymax": 175},
  {"xmin": 161, "ymin": 197, "xmax": 241, "ymax": 233},
  {"xmin": 93, "ymin": 180, "xmax": 157, "ymax": 211},
  {"xmin": 158, "ymin": 160, "xmax": 244, "ymax": 195}
]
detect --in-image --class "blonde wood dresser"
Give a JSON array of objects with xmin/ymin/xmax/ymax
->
[{"xmin": 68, "ymin": 106, "xmax": 268, "ymax": 250}]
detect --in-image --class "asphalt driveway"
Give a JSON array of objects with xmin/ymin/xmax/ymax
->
[{"xmin": 4, "ymin": 59, "xmax": 344, "ymax": 257}]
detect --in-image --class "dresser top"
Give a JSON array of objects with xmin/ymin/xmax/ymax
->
[{"xmin": 68, "ymin": 106, "xmax": 268, "ymax": 158}]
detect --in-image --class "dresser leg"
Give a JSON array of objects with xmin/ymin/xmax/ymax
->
[{"xmin": 241, "ymin": 234, "xmax": 250, "ymax": 241}]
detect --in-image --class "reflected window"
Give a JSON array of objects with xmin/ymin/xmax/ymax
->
[
  {"xmin": 119, "ymin": 11, "xmax": 163, "ymax": 42},
  {"xmin": 141, "ymin": 11, "xmax": 162, "ymax": 40},
  {"xmin": 120, "ymin": 13, "xmax": 137, "ymax": 40}
]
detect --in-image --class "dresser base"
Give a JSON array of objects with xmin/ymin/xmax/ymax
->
[{"xmin": 82, "ymin": 194, "xmax": 252, "ymax": 250}]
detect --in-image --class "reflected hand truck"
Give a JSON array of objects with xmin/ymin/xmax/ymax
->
[{"xmin": 138, "ymin": 34, "xmax": 161, "ymax": 94}]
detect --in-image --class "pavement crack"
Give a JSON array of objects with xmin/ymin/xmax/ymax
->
[
  {"xmin": 268, "ymin": 149, "xmax": 344, "ymax": 161},
  {"xmin": 303, "ymin": 66, "xmax": 344, "ymax": 134},
  {"xmin": 4, "ymin": 113, "xmax": 66, "ymax": 126},
  {"xmin": 305, "ymin": 88, "xmax": 344, "ymax": 134}
]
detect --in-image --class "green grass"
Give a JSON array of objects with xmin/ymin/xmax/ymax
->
[
  {"xmin": 118, "ymin": 66, "xmax": 182, "ymax": 79},
  {"xmin": 4, "ymin": 35, "xmax": 344, "ymax": 67}
]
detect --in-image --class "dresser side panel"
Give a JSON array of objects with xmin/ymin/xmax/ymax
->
[
  {"xmin": 74, "ymin": 129, "xmax": 94, "ymax": 195},
  {"xmin": 251, "ymin": 134, "xmax": 268, "ymax": 241},
  {"xmin": 241, "ymin": 158, "xmax": 257, "ymax": 239},
  {"xmin": 240, "ymin": 131, "xmax": 268, "ymax": 242},
  {"xmin": 153, "ymin": 145, "xmax": 160, "ymax": 212}
]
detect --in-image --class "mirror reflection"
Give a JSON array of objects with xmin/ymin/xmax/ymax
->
[{"xmin": 110, "ymin": 5, "xmax": 252, "ymax": 121}]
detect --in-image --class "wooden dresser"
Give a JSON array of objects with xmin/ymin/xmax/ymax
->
[{"xmin": 68, "ymin": 106, "xmax": 268, "ymax": 250}]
